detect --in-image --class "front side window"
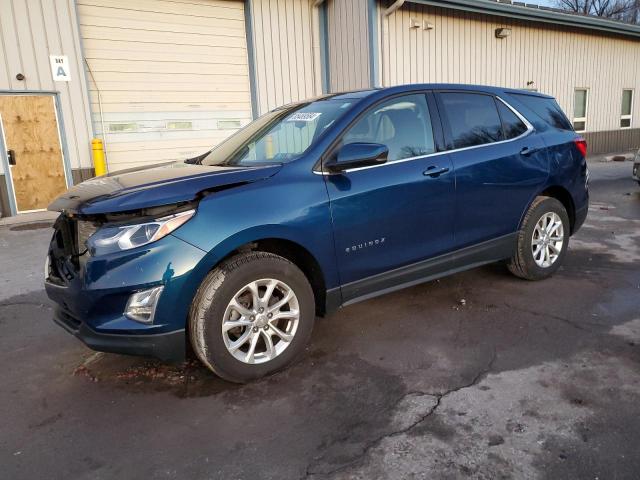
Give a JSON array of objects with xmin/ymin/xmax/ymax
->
[
  {"xmin": 496, "ymin": 100, "xmax": 528, "ymax": 139},
  {"xmin": 573, "ymin": 89, "xmax": 588, "ymax": 132},
  {"xmin": 201, "ymin": 99, "xmax": 353, "ymax": 166},
  {"xmin": 621, "ymin": 89, "xmax": 633, "ymax": 128},
  {"xmin": 440, "ymin": 92, "xmax": 504, "ymax": 148},
  {"xmin": 341, "ymin": 94, "xmax": 435, "ymax": 161}
]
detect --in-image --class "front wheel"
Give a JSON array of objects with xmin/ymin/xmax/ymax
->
[
  {"xmin": 508, "ymin": 196, "xmax": 570, "ymax": 281},
  {"xmin": 189, "ymin": 252, "xmax": 315, "ymax": 383}
]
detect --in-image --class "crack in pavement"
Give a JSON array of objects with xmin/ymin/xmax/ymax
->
[
  {"xmin": 503, "ymin": 303, "xmax": 602, "ymax": 333},
  {"xmin": 303, "ymin": 349, "xmax": 498, "ymax": 479}
]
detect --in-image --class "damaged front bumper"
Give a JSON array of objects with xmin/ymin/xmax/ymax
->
[
  {"xmin": 45, "ymin": 214, "xmax": 207, "ymax": 362},
  {"xmin": 53, "ymin": 304, "xmax": 186, "ymax": 362}
]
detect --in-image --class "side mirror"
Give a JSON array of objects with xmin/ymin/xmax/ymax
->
[{"xmin": 325, "ymin": 142, "xmax": 388, "ymax": 173}]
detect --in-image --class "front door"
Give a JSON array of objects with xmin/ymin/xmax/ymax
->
[
  {"xmin": 0, "ymin": 95, "xmax": 68, "ymax": 212},
  {"xmin": 324, "ymin": 93, "xmax": 455, "ymax": 300}
]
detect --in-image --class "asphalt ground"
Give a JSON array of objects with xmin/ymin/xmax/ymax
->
[{"xmin": 1, "ymin": 160, "xmax": 638, "ymax": 479}]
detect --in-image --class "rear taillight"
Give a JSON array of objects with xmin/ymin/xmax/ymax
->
[{"xmin": 574, "ymin": 137, "xmax": 587, "ymax": 158}]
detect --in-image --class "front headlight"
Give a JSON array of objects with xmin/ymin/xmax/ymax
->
[{"xmin": 87, "ymin": 209, "xmax": 195, "ymax": 255}]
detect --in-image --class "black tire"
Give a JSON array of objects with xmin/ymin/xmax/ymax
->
[
  {"xmin": 508, "ymin": 196, "xmax": 570, "ymax": 281},
  {"xmin": 189, "ymin": 251, "xmax": 315, "ymax": 383}
]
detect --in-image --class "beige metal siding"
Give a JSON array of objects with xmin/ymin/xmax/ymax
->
[
  {"xmin": 327, "ymin": 0, "xmax": 371, "ymax": 92},
  {"xmin": 0, "ymin": 0, "xmax": 93, "ymax": 175},
  {"xmin": 77, "ymin": 0, "xmax": 252, "ymax": 171},
  {"xmin": 382, "ymin": 4, "xmax": 640, "ymax": 134},
  {"xmin": 249, "ymin": 0, "xmax": 320, "ymax": 115}
]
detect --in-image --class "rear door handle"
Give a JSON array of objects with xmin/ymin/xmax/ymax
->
[
  {"xmin": 7, "ymin": 149, "xmax": 16, "ymax": 166},
  {"xmin": 520, "ymin": 146, "xmax": 539, "ymax": 156},
  {"xmin": 423, "ymin": 165, "xmax": 450, "ymax": 178}
]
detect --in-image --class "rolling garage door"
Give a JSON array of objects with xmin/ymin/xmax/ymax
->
[{"xmin": 77, "ymin": 0, "xmax": 252, "ymax": 172}]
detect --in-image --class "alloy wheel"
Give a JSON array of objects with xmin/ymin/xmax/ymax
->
[
  {"xmin": 222, "ymin": 278, "xmax": 300, "ymax": 364},
  {"xmin": 531, "ymin": 212, "xmax": 564, "ymax": 268}
]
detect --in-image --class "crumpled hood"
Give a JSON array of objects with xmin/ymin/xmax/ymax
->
[{"xmin": 49, "ymin": 161, "xmax": 281, "ymax": 215}]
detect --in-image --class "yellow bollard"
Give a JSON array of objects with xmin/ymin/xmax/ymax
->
[
  {"xmin": 265, "ymin": 135, "xmax": 274, "ymax": 160},
  {"xmin": 91, "ymin": 138, "xmax": 107, "ymax": 177}
]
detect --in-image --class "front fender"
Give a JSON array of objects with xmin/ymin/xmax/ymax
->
[
  {"xmin": 173, "ymin": 225, "xmax": 340, "ymax": 324},
  {"xmin": 171, "ymin": 171, "xmax": 339, "ymax": 314}
]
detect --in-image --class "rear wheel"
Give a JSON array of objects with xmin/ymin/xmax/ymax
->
[
  {"xmin": 508, "ymin": 196, "xmax": 570, "ymax": 280},
  {"xmin": 189, "ymin": 252, "xmax": 315, "ymax": 383}
]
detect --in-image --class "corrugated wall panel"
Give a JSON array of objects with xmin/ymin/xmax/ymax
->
[
  {"xmin": 382, "ymin": 4, "xmax": 640, "ymax": 134},
  {"xmin": 77, "ymin": 0, "xmax": 252, "ymax": 171},
  {"xmin": 327, "ymin": 0, "xmax": 371, "ymax": 92},
  {"xmin": 249, "ymin": 0, "xmax": 319, "ymax": 115},
  {"xmin": 0, "ymin": 0, "xmax": 93, "ymax": 175}
]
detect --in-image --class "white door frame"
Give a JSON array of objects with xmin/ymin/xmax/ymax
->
[{"xmin": 0, "ymin": 91, "xmax": 72, "ymax": 216}]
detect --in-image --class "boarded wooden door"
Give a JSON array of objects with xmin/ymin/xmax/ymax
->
[{"xmin": 0, "ymin": 95, "xmax": 67, "ymax": 212}]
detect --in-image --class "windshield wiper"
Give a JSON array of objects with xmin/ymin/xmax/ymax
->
[{"xmin": 184, "ymin": 151, "xmax": 210, "ymax": 165}]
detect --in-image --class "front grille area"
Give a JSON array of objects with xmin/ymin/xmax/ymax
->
[
  {"xmin": 48, "ymin": 215, "xmax": 100, "ymax": 284},
  {"xmin": 53, "ymin": 215, "xmax": 78, "ymax": 257},
  {"xmin": 48, "ymin": 215, "xmax": 81, "ymax": 284},
  {"xmin": 77, "ymin": 220, "xmax": 98, "ymax": 254}
]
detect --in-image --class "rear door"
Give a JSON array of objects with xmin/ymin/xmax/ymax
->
[
  {"xmin": 435, "ymin": 91, "xmax": 548, "ymax": 249},
  {"xmin": 323, "ymin": 92, "xmax": 455, "ymax": 296}
]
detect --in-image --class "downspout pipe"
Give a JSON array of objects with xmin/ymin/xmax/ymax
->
[
  {"xmin": 313, "ymin": 0, "xmax": 330, "ymax": 93},
  {"xmin": 383, "ymin": 0, "xmax": 405, "ymax": 16},
  {"xmin": 380, "ymin": 0, "xmax": 406, "ymax": 87}
]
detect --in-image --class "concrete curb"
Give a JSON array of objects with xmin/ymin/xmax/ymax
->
[{"xmin": 0, "ymin": 210, "xmax": 58, "ymax": 227}]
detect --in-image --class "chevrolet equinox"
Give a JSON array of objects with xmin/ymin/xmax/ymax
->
[{"xmin": 46, "ymin": 84, "xmax": 589, "ymax": 382}]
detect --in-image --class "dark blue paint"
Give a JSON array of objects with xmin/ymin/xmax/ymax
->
[
  {"xmin": 325, "ymin": 153, "xmax": 455, "ymax": 284},
  {"xmin": 45, "ymin": 84, "xmax": 589, "ymax": 359},
  {"xmin": 446, "ymin": 132, "xmax": 549, "ymax": 248},
  {"xmin": 49, "ymin": 162, "xmax": 282, "ymax": 215},
  {"xmin": 46, "ymin": 234, "xmax": 206, "ymax": 335}
]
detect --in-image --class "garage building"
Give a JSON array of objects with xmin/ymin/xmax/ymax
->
[{"xmin": 1, "ymin": 0, "xmax": 639, "ymax": 217}]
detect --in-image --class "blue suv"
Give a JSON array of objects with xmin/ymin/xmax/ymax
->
[{"xmin": 46, "ymin": 84, "xmax": 589, "ymax": 382}]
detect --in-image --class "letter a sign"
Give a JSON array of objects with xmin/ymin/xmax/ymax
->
[{"xmin": 49, "ymin": 55, "xmax": 71, "ymax": 82}]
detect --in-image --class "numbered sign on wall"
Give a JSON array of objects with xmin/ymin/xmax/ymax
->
[{"xmin": 49, "ymin": 55, "xmax": 71, "ymax": 82}]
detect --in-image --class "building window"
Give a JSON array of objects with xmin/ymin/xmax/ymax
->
[
  {"xmin": 621, "ymin": 89, "xmax": 633, "ymax": 129},
  {"xmin": 573, "ymin": 89, "xmax": 588, "ymax": 132}
]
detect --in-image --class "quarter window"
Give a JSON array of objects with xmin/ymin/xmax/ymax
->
[
  {"xmin": 342, "ymin": 94, "xmax": 435, "ymax": 162},
  {"xmin": 573, "ymin": 89, "xmax": 588, "ymax": 132},
  {"xmin": 496, "ymin": 100, "xmax": 528, "ymax": 139},
  {"xmin": 509, "ymin": 93, "xmax": 572, "ymax": 131},
  {"xmin": 440, "ymin": 92, "xmax": 504, "ymax": 148},
  {"xmin": 621, "ymin": 89, "xmax": 633, "ymax": 128}
]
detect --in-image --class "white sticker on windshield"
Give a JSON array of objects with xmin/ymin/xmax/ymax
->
[{"xmin": 287, "ymin": 112, "xmax": 321, "ymax": 122}]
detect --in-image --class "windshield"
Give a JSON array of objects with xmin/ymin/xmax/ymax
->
[{"xmin": 201, "ymin": 99, "xmax": 353, "ymax": 166}]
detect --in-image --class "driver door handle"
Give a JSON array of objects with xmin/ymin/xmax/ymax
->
[{"xmin": 423, "ymin": 165, "xmax": 450, "ymax": 178}]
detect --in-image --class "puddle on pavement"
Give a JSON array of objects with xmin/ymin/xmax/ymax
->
[{"xmin": 73, "ymin": 352, "xmax": 238, "ymax": 398}]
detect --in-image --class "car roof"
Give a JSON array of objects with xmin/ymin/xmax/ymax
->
[
  {"xmin": 274, "ymin": 83, "xmax": 554, "ymax": 112},
  {"xmin": 321, "ymin": 83, "xmax": 555, "ymax": 100}
]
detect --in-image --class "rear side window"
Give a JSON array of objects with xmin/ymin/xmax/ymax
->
[
  {"xmin": 496, "ymin": 101, "xmax": 528, "ymax": 139},
  {"xmin": 509, "ymin": 93, "xmax": 573, "ymax": 131},
  {"xmin": 439, "ymin": 93, "xmax": 504, "ymax": 149}
]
